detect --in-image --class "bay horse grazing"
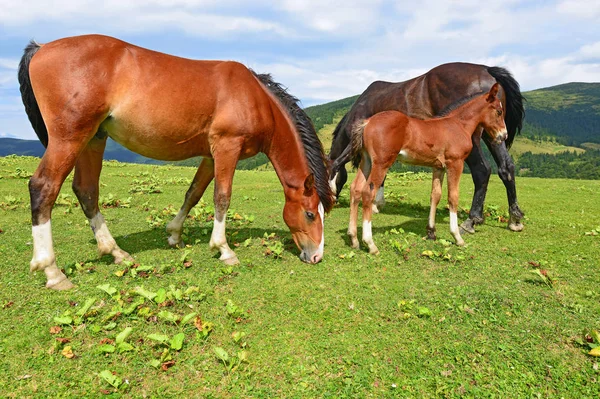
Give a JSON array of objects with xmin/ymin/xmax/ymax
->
[
  {"xmin": 18, "ymin": 35, "xmax": 333, "ymax": 290},
  {"xmin": 348, "ymin": 84, "xmax": 507, "ymax": 254},
  {"xmin": 328, "ymin": 63, "xmax": 525, "ymax": 233}
]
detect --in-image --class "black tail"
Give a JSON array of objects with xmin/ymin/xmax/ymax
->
[
  {"xmin": 18, "ymin": 40, "xmax": 47, "ymax": 148},
  {"xmin": 487, "ymin": 66, "xmax": 525, "ymax": 149},
  {"xmin": 350, "ymin": 120, "xmax": 367, "ymax": 168},
  {"xmin": 251, "ymin": 70, "xmax": 334, "ymax": 212}
]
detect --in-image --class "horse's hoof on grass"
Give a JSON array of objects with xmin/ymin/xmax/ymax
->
[
  {"xmin": 371, "ymin": 204, "xmax": 380, "ymax": 214},
  {"xmin": 47, "ymin": 278, "xmax": 75, "ymax": 290},
  {"xmin": 113, "ymin": 249, "xmax": 134, "ymax": 264},
  {"xmin": 168, "ymin": 236, "xmax": 184, "ymax": 248},
  {"xmin": 456, "ymin": 239, "xmax": 465, "ymax": 247},
  {"xmin": 508, "ymin": 222, "xmax": 524, "ymax": 232},
  {"xmin": 223, "ymin": 256, "xmax": 240, "ymax": 266},
  {"xmin": 459, "ymin": 220, "xmax": 475, "ymax": 235}
]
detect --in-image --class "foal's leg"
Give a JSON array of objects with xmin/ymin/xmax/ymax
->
[
  {"xmin": 30, "ymin": 138, "xmax": 93, "ymax": 290},
  {"xmin": 209, "ymin": 146, "xmax": 242, "ymax": 265},
  {"xmin": 166, "ymin": 158, "xmax": 215, "ymax": 248},
  {"xmin": 372, "ymin": 175, "xmax": 386, "ymax": 214},
  {"xmin": 483, "ymin": 135, "xmax": 524, "ymax": 232},
  {"xmin": 361, "ymin": 163, "xmax": 387, "ymax": 255},
  {"xmin": 461, "ymin": 133, "xmax": 490, "ymax": 234},
  {"xmin": 72, "ymin": 137, "xmax": 132, "ymax": 264},
  {"xmin": 427, "ymin": 168, "xmax": 445, "ymax": 240},
  {"xmin": 446, "ymin": 162, "xmax": 465, "ymax": 246},
  {"xmin": 348, "ymin": 165, "xmax": 366, "ymax": 249}
]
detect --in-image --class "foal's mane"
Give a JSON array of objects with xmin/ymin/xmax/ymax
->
[{"xmin": 251, "ymin": 71, "xmax": 334, "ymax": 212}]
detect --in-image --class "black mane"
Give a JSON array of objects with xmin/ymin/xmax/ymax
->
[{"xmin": 251, "ymin": 71, "xmax": 334, "ymax": 212}]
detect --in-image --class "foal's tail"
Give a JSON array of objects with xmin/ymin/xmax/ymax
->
[
  {"xmin": 350, "ymin": 120, "xmax": 368, "ymax": 168},
  {"xmin": 487, "ymin": 66, "xmax": 525, "ymax": 150},
  {"xmin": 18, "ymin": 40, "xmax": 47, "ymax": 148}
]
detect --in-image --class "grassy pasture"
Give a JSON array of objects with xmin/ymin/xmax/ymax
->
[{"xmin": 0, "ymin": 155, "xmax": 599, "ymax": 398}]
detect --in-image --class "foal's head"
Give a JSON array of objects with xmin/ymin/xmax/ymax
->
[
  {"xmin": 480, "ymin": 83, "xmax": 508, "ymax": 144},
  {"xmin": 283, "ymin": 173, "xmax": 325, "ymax": 264}
]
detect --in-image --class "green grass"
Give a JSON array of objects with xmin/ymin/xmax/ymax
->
[{"xmin": 1, "ymin": 155, "xmax": 599, "ymax": 398}]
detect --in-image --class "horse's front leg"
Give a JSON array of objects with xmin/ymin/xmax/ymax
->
[
  {"xmin": 166, "ymin": 158, "xmax": 215, "ymax": 248},
  {"xmin": 427, "ymin": 168, "xmax": 445, "ymax": 240},
  {"xmin": 447, "ymin": 162, "xmax": 465, "ymax": 246},
  {"xmin": 483, "ymin": 135, "xmax": 524, "ymax": 232},
  {"xmin": 208, "ymin": 145, "xmax": 242, "ymax": 265},
  {"xmin": 462, "ymin": 132, "xmax": 490, "ymax": 234}
]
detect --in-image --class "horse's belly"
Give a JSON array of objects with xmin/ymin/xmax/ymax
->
[
  {"xmin": 100, "ymin": 117, "xmax": 210, "ymax": 161},
  {"xmin": 398, "ymin": 149, "xmax": 443, "ymax": 168}
]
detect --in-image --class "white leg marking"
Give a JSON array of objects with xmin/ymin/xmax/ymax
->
[
  {"xmin": 449, "ymin": 211, "xmax": 464, "ymax": 246},
  {"xmin": 31, "ymin": 221, "xmax": 55, "ymax": 272},
  {"xmin": 166, "ymin": 209, "xmax": 187, "ymax": 247},
  {"xmin": 31, "ymin": 221, "xmax": 72, "ymax": 289},
  {"xmin": 362, "ymin": 219, "xmax": 372, "ymax": 244},
  {"xmin": 209, "ymin": 214, "xmax": 238, "ymax": 263},
  {"xmin": 428, "ymin": 204, "xmax": 437, "ymax": 229},
  {"xmin": 90, "ymin": 213, "xmax": 131, "ymax": 262},
  {"xmin": 317, "ymin": 202, "xmax": 325, "ymax": 259},
  {"xmin": 329, "ymin": 173, "xmax": 338, "ymax": 197}
]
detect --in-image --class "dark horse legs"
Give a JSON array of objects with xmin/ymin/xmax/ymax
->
[{"xmin": 461, "ymin": 133, "xmax": 524, "ymax": 233}]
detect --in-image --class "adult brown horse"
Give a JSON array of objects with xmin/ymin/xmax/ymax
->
[
  {"xmin": 18, "ymin": 34, "xmax": 333, "ymax": 290},
  {"xmin": 348, "ymin": 84, "xmax": 507, "ymax": 254},
  {"xmin": 328, "ymin": 63, "xmax": 525, "ymax": 233}
]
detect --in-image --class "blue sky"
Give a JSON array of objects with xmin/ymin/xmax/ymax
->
[{"xmin": 1, "ymin": 0, "xmax": 599, "ymax": 140}]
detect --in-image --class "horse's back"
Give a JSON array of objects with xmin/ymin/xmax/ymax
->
[{"xmin": 27, "ymin": 35, "xmax": 275, "ymax": 161}]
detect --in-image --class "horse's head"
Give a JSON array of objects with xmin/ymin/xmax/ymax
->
[
  {"xmin": 283, "ymin": 173, "xmax": 325, "ymax": 264},
  {"xmin": 481, "ymin": 83, "xmax": 508, "ymax": 144}
]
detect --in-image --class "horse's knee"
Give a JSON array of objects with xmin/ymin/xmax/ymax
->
[{"xmin": 498, "ymin": 161, "xmax": 515, "ymax": 182}]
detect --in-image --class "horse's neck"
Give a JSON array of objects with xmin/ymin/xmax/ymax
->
[
  {"xmin": 266, "ymin": 119, "xmax": 311, "ymax": 193},
  {"xmin": 446, "ymin": 98, "xmax": 487, "ymax": 136}
]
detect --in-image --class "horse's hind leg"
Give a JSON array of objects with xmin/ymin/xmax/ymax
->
[
  {"xmin": 72, "ymin": 137, "xmax": 132, "ymax": 264},
  {"xmin": 166, "ymin": 158, "xmax": 215, "ymax": 247},
  {"xmin": 361, "ymin": 162, "xmax": 387, "ymax": 255},
  {"xmin": 427, "ymin": 168, "xmax": 445, "ymax": 240},
  {"xmin": 372, "ymin": 176, "xmax": 386, "ymax": 214},
  {"xmin": 29, "ymin": 139, "xmax": 92, "ymax": 290},
  {"xmin": 348, "ymin": 164, "xmax": 366, "ymax": 249}
]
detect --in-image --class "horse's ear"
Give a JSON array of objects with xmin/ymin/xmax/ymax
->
[
  {"xmin": 304, "ymin": 173, "xmax": 315, "ymax": 195},
  {"xmin": 487, "ymin": 83, "xmax": 500, "ymax": 103}
]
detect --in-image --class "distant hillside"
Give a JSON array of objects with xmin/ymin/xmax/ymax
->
[
  {"xmin": 0, "ymin": 138, "xmax": 161, "ymax": 164},
  {"xmin": 521, "ymin": 82, "xmax": 600, "ymax": 145}
]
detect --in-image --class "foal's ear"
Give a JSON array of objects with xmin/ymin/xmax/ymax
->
[
  {"xmin": 304, "ymin": 173, "xmax": 315, "ymax": 195},
  {"xmin": 486, "ymin": 83, "xmax": 500, "ymax": 103}
]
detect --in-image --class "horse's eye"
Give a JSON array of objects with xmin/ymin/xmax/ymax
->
[
  {"xmin": 497, "ymin": 109, "xmax": 502, "ymax": 116},
  {"xmin": 305, "ymin": 211, "xmax": 315, "ymax": 221}
]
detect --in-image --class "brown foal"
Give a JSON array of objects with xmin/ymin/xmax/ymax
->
[
  {"xmin": 348, "ymin": 84, "xmax": 507, "ymax": 254},
  {"xmin": 18, "ymin": 35, "xmax": 333, "ymax": 290}
]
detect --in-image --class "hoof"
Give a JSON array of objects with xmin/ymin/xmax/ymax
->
[
  {"xmin": 168, "ymin": 236, "xmax": 185, "ymax": 248},
  {"xmin": 349, "ymin": 238, "xmax": 359, "ymax": 249},
  {"xmin": 508, "ymin": 222, "xmax": 524, "ymax": 232},
  {"xmin": 369, "ymin": 247, "xmax": 380, "ymax": 255},
  {"xmin": 47, "ymin": 278, "xmax": 75, "ymax": 291},
  {"xmin": 426, "ymin": 226, "xmax": 436, "ymax": 240},
  {"xmin": 455, "ymin": 239, "xmax": 465, "ymax": 247},
  {"xmin": 459, "ymin": 220, "xmax": 476, "ymax": 235},
  {"xmin": 222, "ymin": 256, "xmax": 240, "ymax": 266},
  {"xmin": 371, "ymin": 204, "xmax": 380, "ymax": 214},
  {"xmin": 113, "ymin": 249, "xmax": 134, "ymax": 264}
]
